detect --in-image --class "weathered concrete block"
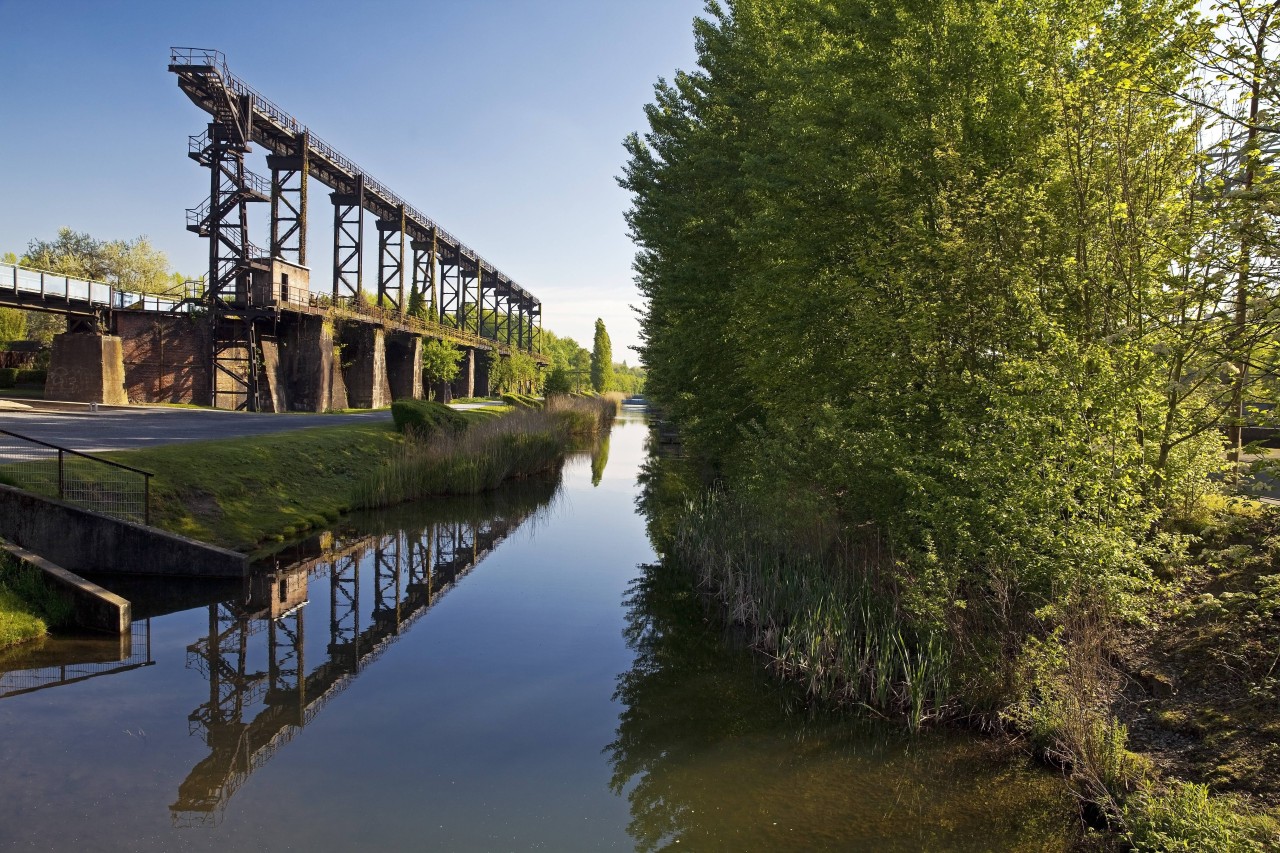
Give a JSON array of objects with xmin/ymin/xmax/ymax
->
[
  {"xmin": 46, "ymin": 333, "xmax": 128, "ymax": 405},
  {"xmin": 280, "ymin": 314, "xmax": 335, "ymax": 412},
  {"xmin": 473, "ymin": 350, "xmax": 492, "ymax": 398},
  {"xmin": 259, "ymin": 339, "xmax": 286, "ymax": 413},
  {"xmin": 451, "ymin": 347, "xmax": 476, "ymax": 399},
  {"xmin": 340, "ymin": 324, "xmax": 391, "ymax": 409},
  {"xmin": 386, "ymin": 334, "xmax": 423, "ymax": 401}
]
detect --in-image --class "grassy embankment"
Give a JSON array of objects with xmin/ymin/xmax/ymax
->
[
  {"xmin": 663, "ymin": 483, "xmax": 1280, "ymax": 850},
  {"xmin": 87, "ymin": 396, "xmax": 617, "ymax": 554}
]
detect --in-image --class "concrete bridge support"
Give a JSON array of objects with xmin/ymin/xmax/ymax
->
[
  {"xmin": 278, "ymin": 314, "xmax": 344, "ymax": 412},
  {"xmin": 339, "ymin": 324, "xmax": 391, "ymax": 409},
  {"xmin": 116, "ymin": 314, "xmax": 209, "ymax": 405},
  {"xmin": 451, "ymin": 347, "xmax": 476, "ymax": 400},
  {"xmin": 385, "ymin": 333, "xmax": 422, "ymax": 401},
  {"xmin": 473, "ymin": 349, "xmax": 490, "ymax": 398},
  {"xmin": 46, "ymin": 333, "xmax": 128, "ymax": 405}
]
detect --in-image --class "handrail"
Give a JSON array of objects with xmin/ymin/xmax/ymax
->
[
  {"xmin": 0, "ymin": 261, "xmax": 194, "ymax": 315},
  {"xmin": 0, "ymin": 429, "xmax": 153, "ymax": 524}
]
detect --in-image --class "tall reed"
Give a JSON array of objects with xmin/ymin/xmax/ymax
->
[
  {"xmin": 672, "ymin": 490, "xmax": 951, "ymax": 730},
  {"xmin": 353, "ymin": 408, "xmax": 567, "ymax": 508}
]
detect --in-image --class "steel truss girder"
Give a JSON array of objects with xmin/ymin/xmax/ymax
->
[{"xmin": 331, "ymin": 176, "xmax": 364, "ymax": 302}]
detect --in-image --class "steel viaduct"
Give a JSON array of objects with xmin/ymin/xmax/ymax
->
[{"xmin": 5, "ymin": 48, "xmax": 544, "ymax": 411}]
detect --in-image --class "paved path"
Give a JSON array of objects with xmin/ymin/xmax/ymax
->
[{"xmin": 0, "ymin": 406, "xmax": 393, "ymax": 460}]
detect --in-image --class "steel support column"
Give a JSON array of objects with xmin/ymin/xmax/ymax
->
[
  {"xmin": 438, "ymin": 246, "xmax": 461, "ymax": 328},
  {"xmin": 267, "ymin": 131, "xmax": 308, "ymax": 265},
  {"xmin": 410, "ymin": 229, "xmax": 437, "ymax": 320},
  {"xmin": 376, "ymin": 206, "xmax": 406, "ymax": 314},
  {"xmin": 331, "ymin": 175, "xmax": 364, "ymax": 303}
]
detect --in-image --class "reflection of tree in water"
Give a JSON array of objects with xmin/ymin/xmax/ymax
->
[
  {"xmin": 591, "ymin": 434, "xmax": 611, "ymax": 486},
  {"xmin": 613, "ymin": 439, "xmax": 1076, "ymax": 852},
  {"xmin": 606, "ymin": 560, "xmax": 793, "ymax": 852}
]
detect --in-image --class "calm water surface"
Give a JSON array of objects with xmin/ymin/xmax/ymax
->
[{"xmin": 0, "ymin": 413, "xmax": 1075, "ymax": 851}]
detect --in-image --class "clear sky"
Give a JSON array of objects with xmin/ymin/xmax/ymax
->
[{"xmin": 0, "ymin": 0, "xmax": 704, "ymax": 359}]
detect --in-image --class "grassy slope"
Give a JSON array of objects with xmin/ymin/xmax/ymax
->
[
  {"xmin": 97, "ymin": 408, "xmax": 511, "ymax": 554},
  {"xmin": 100, "ymin": 421, "xmax": 404, "ymax": 552}
]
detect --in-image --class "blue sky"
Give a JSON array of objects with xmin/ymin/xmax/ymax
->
[{"xmin": 0, "ymin": 0, "xmax": 704, "ymax": 358}]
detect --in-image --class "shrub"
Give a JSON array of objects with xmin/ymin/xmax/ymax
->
[
  {"xmin": 0, "ymin": 368, "xmax": 17, "ymax": 388},
  {"xmin": 502, "ymin": 394, "xmax": 543, "ymax": 410},
  {"xmin": 15, "ymin": 369, "xmax": 46, "ymax": 386},
  {"xmin": 390, "ymin": 399, "xmax": 467, "ymax": 436}
]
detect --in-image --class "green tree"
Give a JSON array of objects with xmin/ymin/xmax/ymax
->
[
  {"xmin": 421, "ymin": 339, "xmax": 463, "ymax": 401},
  {"xmin": 0, "ymin": 309, "xmax": 25, "ymax": 344},
  {"xmin": 590, "ymin": 318, "xmax": 614, "ymax": 392}
]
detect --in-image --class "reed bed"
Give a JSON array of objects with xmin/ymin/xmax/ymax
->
[
  {"xmin": 354, "ymin": 396, "xmax": 620, "ymax": 509},
  {"xmin": 544, "ymin": 393, "xmax": 621, "ymax": 439},
  {"xmin": 672, "ymin": 490, "xmax": 951, "ymax": 730}
]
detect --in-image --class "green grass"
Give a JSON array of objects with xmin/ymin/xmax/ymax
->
[
  {"xmin": 0, "ymin": 549, "xmax": 72, "ymax": 650},
  {"xmin": 100, "ymin": 422, "xmax": 405, "ymax": 553}
]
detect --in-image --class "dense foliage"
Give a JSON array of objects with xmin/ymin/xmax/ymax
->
[{"xmin": 626, "ymin": 0, "xmax": 1280, "ymax": 842}]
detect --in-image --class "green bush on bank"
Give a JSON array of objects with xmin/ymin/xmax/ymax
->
[
  {"xmin": 390, "ymin": 399, "xmax": 468, "ymax": 436},
  {"xmin": 0, "ymin": 368, "xmax": 16, "ymax": 389},
  {"xmin": 16, "ymin": 369, "xmax": 45, "ymax": 386},
  {"xmin": 501, "ymin": 394, "xmax": 543, "ymax": 410}
]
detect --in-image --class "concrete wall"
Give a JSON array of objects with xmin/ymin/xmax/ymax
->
[
  {"xmin": 385, "ymin": 334, "xmax": 423, "ymax": 401},
  {"xmin": 117, "ymin": 313, "xmax": 210, "ymax": 404},
  {"xmin": 46, "ymin": 333, "xmax": 128, "ymax": 405},
  {"xmin": 0, "ymin": 484, "xmax": 250, "ymax": 578}
]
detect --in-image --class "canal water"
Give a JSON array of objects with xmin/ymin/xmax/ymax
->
[{"xmin": 0, "ymin": 412, "xmax": 1075, "ymax": 851}]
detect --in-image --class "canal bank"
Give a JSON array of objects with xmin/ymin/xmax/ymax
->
[{"xmin": 0, "ymin": 412, "xmax": 1076, "ymax": 850}]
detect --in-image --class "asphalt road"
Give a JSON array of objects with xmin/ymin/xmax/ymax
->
[{"xmin": 0, "ymin": 406, "xmax": 394, "ymax": 461}]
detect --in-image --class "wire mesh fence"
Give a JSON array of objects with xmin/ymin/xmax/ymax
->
[{"xmin": 0, "ymin": 430, "xmax": 152, "ymax": 524}]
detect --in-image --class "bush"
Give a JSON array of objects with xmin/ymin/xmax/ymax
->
[
  {"xmin": 0, "ymin": 368, "xmax": 17, "ymax": 388},
  {"xmin": 15, "ymin": 369, "xmax": 46, "ymax": 386},
  {"xmin": 390, "ymin": 399, "xmax": 467, "ymax": 436},
  {"xmin": 502, "ymin": 394, "xmax": 543, "ymax": 410}
]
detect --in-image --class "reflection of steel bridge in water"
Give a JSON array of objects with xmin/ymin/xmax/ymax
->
[{"xmin": 171, "ymin": 512, "xmax": 528, "ymax": 827}]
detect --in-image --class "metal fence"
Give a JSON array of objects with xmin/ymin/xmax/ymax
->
[{"xmin": 0, "ymin": 430, "xmax": 152, "ymax": 524}]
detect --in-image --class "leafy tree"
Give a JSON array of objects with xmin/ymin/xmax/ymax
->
[
  {"xmin": 544, "ymin": 365, "xmax": 573, "ymax": 394},
  {"xmin": 622, "ymin": 0, "xmax": 1249, "ymax": 716},
  {"xmin": 0, "ymin": 309, "xmax": 25, "ymax": 344},
  {"xmin": 421, "ymin": 339, "xmax": 463, "ymax": 401},
  {"xmin": 591, "ymin": 318, "xmax": 614, "ymax": 392},
  {"xmin": 25, "ymin": 228, "xmax": 179, "ymax": 295}
]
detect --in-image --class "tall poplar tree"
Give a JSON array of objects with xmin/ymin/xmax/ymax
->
[{"xmin": 591, "ymin": 318, "xmax": 614, "ymax": 392}]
